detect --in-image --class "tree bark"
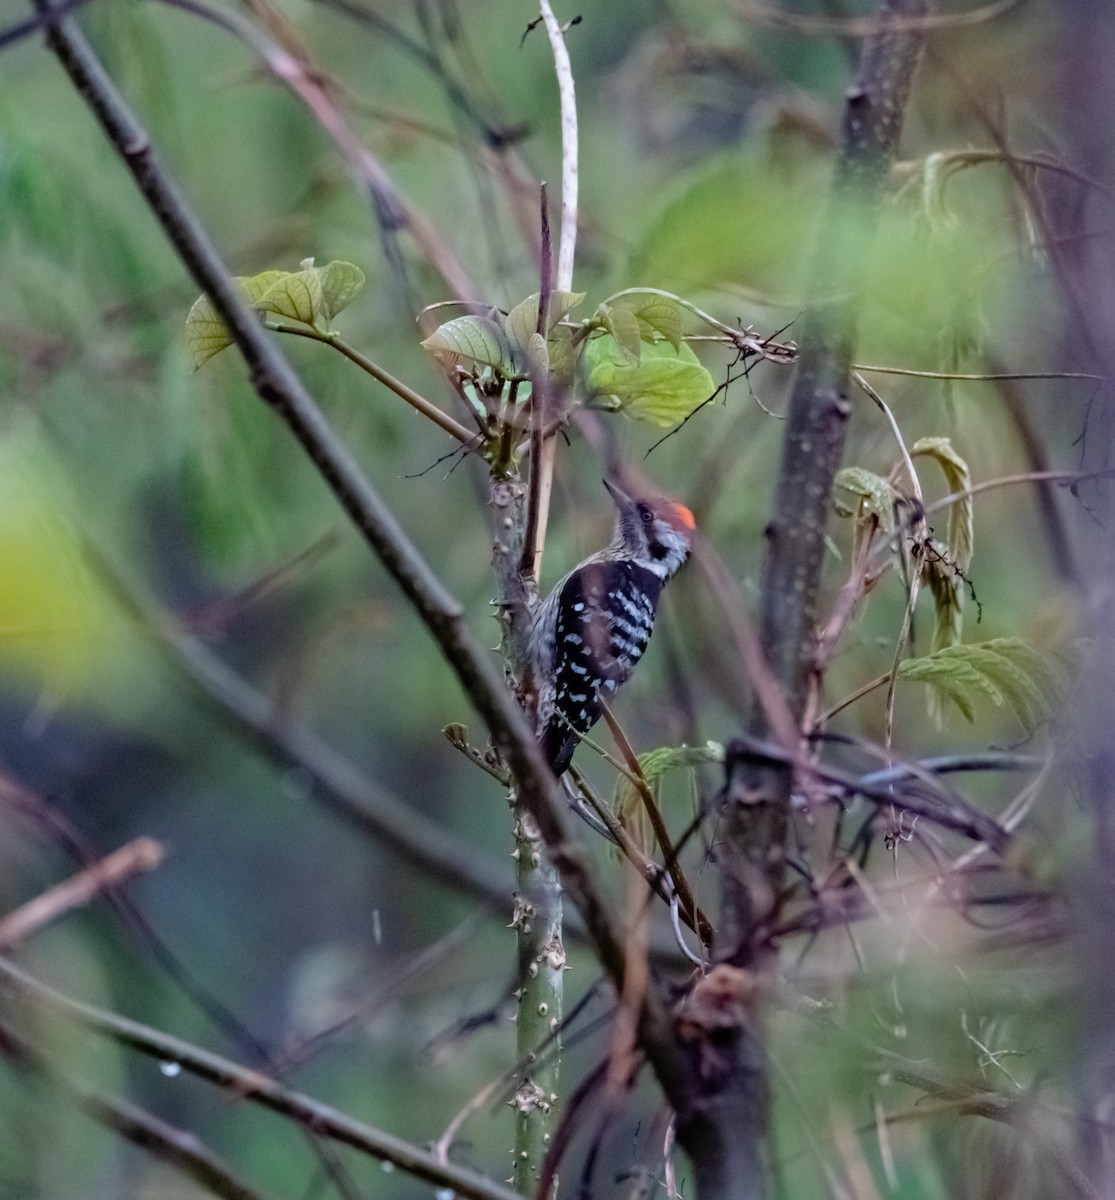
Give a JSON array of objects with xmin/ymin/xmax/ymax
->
[{"xmin": 672, "ymin": 5, "xmax": 930, "ymax": 1198}]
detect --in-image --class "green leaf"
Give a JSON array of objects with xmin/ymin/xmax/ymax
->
[
  {"xmin": 548, "ymin": 325, "xmax": 576, "ymax": 388},
  {"xmin": 923, "ymin": 541, "xmax": 963, "ymax": 653},
  {"xmin": 614, "ymin": 293, "xmax": 685, "ymax": 350},
  {"xmin": 186, "ymin": 271, "xmax": 287, "ymax": 368},
  {"xmin": 503, "ymin": 290, "xmax": 586, "ymax": 371},
  {"xmin": 586, "ymin": 337, "xmax": 715, "ymax": 428},
  {"xmin": 897, "ymin": 652, "xmax": 995, "ymax": 724},
  {"xmin": 834, "ymin": 467, "xmax": 896, "ymax": 532},
  {"xmin": 526, "ymin": 332, "xmax": 549, "ymax": 376},
  {"xmin": 316, "ymin": 260, "xmax": 366, "ymax": 322},
  {"xmin": 631, "ymin": 148, "xmax": 828, "ymax": 295},
  {"xmin": 185, "ymin": 295, "xmax": 235, "ymax": 369},
  {"xmin": 421, "ymin": 315, "xmax": 514, "ymax": 374},
  {"xmin": 503, "ymin": 296, "xmax": 541, "ymax": 370},
  {"xmin": 255, "ymin": 269, "xmax": 325, "ymax": 327},
  {"xmin": 598, "ymin": 304, "xmax": 644, "ymax": 362},
  {"xmin": 185, "ymin": 262, "xmax": 365, "ymax": 369},
  {"xmin": 911, "ymin": 436, "xmax": 973, "ymax": 570},
  {"xmin": 612, "ymin": 742, "xmax": 724, "ymax": 854},
  {"xmin": 898, "ymin": 638, "xmax": 1062, "ymax": 730}
]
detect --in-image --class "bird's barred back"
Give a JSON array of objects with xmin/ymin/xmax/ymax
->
[
  {"xmin": 529, "ymin": 483, "xmax": 694, "ymax": 775},
  {"xmin": 540, "ymin": 562, "xmax": 664, "ymax": 772}
]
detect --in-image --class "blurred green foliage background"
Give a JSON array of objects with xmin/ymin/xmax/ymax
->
[{"xmin": 0, "ymin": 0, "xmax": 1095, "ymax": 1196}]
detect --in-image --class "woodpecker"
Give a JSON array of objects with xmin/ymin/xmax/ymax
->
[{"xmin": 529, "ymin": 481, "xmax": 695, "ymax": 776}]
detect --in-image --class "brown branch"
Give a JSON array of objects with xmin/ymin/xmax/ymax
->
[
  {"xmin": 0, "ymin": 957, "xmax": 524, "ymax": 1200},
  {"xmin": 0, "ymin": 1019, "xmax": 274, "ymax": 1200},
  {"xmin": 733, "ymin": 0, "xmax": 1012, "ymax": 36},
  {"xmin": 158, "ymin": 0, "xmax": 476, "ymax": 303},
  {"xmin": 519, "ymin": 183, "xmax": 552, "ymax": 581},
  {"xmin": 88, "ymin": 547, "xmax": 513, "ymax": 907},
  {"xmin": 0, "ymin": 837, "xmax": 165, "ymax": 951},
  {"xmin": 687, "ymin": 5, "xmax": 931, "ymax": 1199}
]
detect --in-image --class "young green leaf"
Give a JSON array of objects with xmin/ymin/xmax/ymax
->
[
  {"xmin": 897, "ymin": 650, "xmax": 998, "ymax": 724},
  {"xmin": 254, "ymin": 269, "xmax": 325, "ymax": 328},
  {"xmin": 595, "ymin": 304, "xmax": 644, "ymax": 362},
  {"xmin": 612, "ymin": 742, "xmax": 724, "ymax": 855},
  {"xmin": 923, "ymin": 543, "xmax": 964, "ymax": 652},
  {"xmin": 503, "ymin": 290, "xmax": 586, "ymax": 371},
  {"xmin": 421, "ymin": 315, "xmax": 514, "ymax": 374},
  {"xmin": 911, "ymin": 436, "xmax": 973, "ymax": 571},
  {"xmin": 185, "ymin": 270, "xmax": 288, "ymax": 368},
  {"xmin": 548, "ymin": 325, "xmax": 576, "ymax": 389},
  {"xmin": 898, "ymin": 638, "xmax": 1061, "ymax": 730},
  {"xmin": 317, "ymin": 260, "xmax": 367, "ymax": 322},
  {"xmin": 614, "ymin": 293, "xmax": 685, "ymax": 350},
  {"xmin": 834, "ymin": 467, "xmax": 897, "ymax": 532},
  {"xmin": 185, "ymin": 262, "xmax": 365, "ymax": 369},
  {"xmin": 586, "ymin": 338, "xmax": 715, "ymax": 428}
]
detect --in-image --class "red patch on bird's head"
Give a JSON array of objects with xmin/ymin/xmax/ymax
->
[{"xmin": 657, "ymin": 501, "xmax": 695, "ymax": 534}]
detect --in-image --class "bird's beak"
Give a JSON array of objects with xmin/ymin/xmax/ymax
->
[{"xmin": 602, "ymin": 478, "xmax": 634, "ymax": 509}]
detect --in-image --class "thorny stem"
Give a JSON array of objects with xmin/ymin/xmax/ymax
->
[
  {"xmin": 507, "ymin": 10, "xmax": 581, "ymax": 1190},
  {"xmin": 507, "ymin": 183, "xmax": 563, "ymax": 1199}
]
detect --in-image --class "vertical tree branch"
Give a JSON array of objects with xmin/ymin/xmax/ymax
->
[
  {"xmin": 673, "ymin": 6, "xmax": 929, "ymax": 1199},
  {"xmin": 1054, "ymin": 2, "xmax": 1115, "ymax": 1190},
  {"xmin": 529, "ymin": 0, "xmax": 579, "ymax": 582},
  {"xmin": 537, "ymin": 0, "xmax": 578, "ymax": 293},
  {"xmin": 506, "ymin": 14, "xmax": 580, "ymax": 1186},
  {"xmin": 505, "ymin": 182, "xmax": 563, "ymax": 1197},
  {"xmin": 723, "ymin": 0, "xmax": 929, "ymax": 955}
]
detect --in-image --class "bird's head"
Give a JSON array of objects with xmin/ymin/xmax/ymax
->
[{"xmin": 604, "ymin": 479, "xmax": 695, "ymax": 579}]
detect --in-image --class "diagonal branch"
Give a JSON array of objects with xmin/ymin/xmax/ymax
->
[
  {"xmin": 0, "ymin": 958, "xmax": 523, "ymax": 1200},
  {"xmin": 32, "ymin": 0, "xmax": 649, "ymax": 1049},
  {"xmin": 0, "ymin": 1019, "xmax": 274, "ymax": 1200}
]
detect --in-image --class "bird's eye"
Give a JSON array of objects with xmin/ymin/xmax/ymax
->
[{"xmin": 639, "ymin": 506, "xmax": 654, "ymax": 524}]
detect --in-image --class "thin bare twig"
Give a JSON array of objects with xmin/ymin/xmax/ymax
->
[
  {"xmin": 854, "ymin": 363, "xmax": 1104, "ymax": 383},
  {"xmin": 268, "ymin": 323, "xmax": 478, "ymax": 444},
  {"xmin": 852, "ymin": 370, "xmax": 925, "ymax": 748},
  {"xmin": 156, "ymin": 0, "xmax": 475, "ymax": 303},
  {"xmin": 520, "ymin": 182, "xmax": 552, "ymax": 580},
  {"xmin": 528, "ymin": 0, "xmax": 580, "ymax": 581},
  {"xmin": 0, "ymin": 1020, "xmax": 274, "ymax": 1200},
  {"xmin": 0, "ymin": 837, "xmax": 165, "ymax": 950},
  {"xmin": 734, "ymin": 0, "xmax": 1017, "ymax": 37},
  {"xmin": 0, "ymin": 957, "xmax": 524, "ymax": 1200}
]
